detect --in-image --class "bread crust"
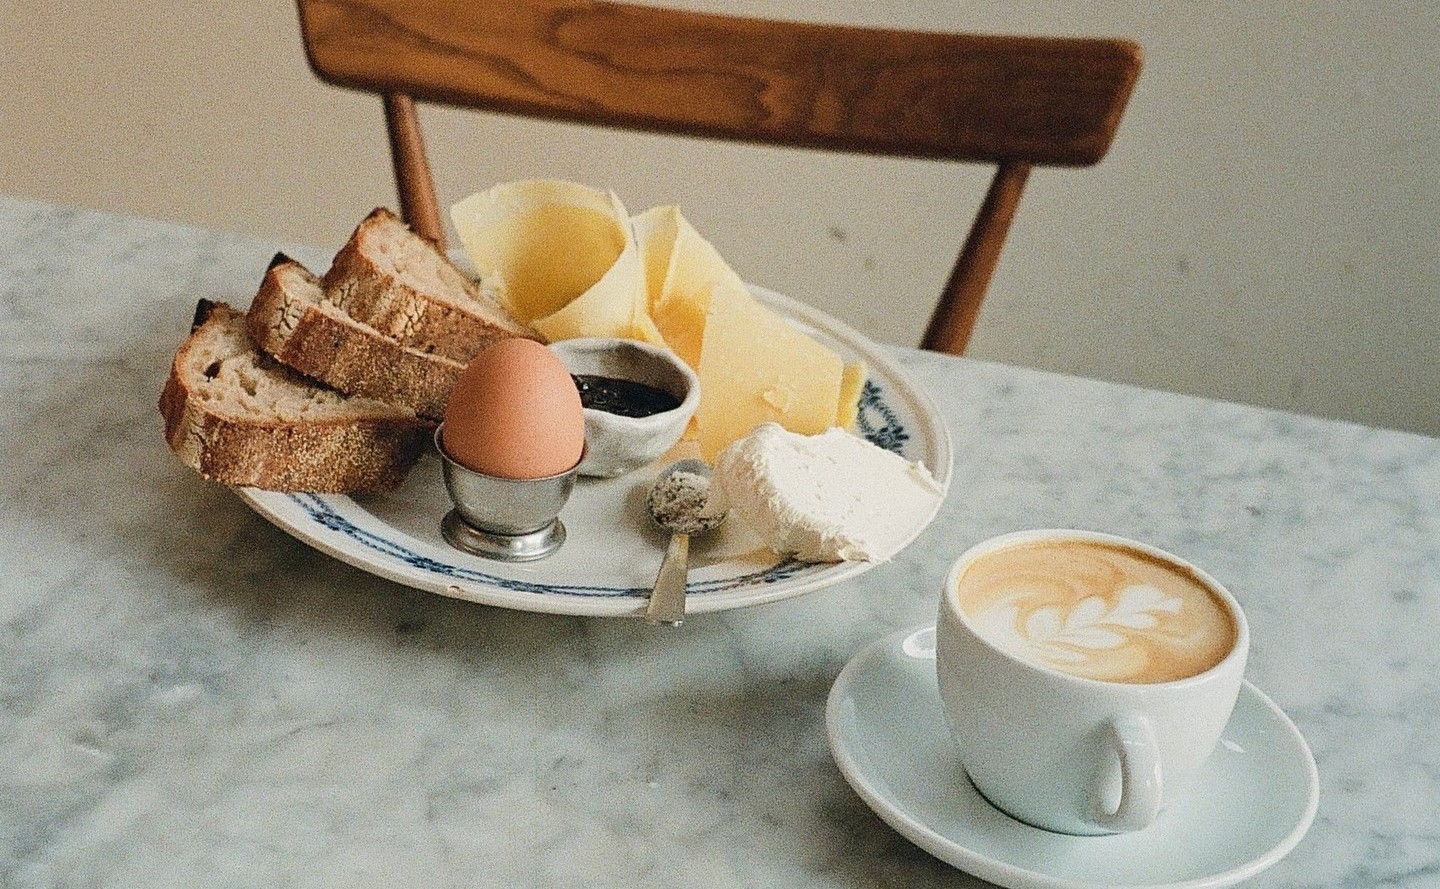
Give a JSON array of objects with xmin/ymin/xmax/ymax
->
[
  {"xmin": 248, "ymin": 256, "xmax": 463, "ymax": 421},
  {"xmin": 162, "ymin": 206, "xmax": 542, "ymax": 493},
  {"xmin": 322, "ymin": 208, "xmax": 538, "ymax": 363},
  {"xmin": 161, "ymin": 303, "xmax": 428, "ymax": 493}
]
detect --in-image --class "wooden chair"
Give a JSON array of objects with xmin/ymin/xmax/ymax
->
[{"xmin": 295, "ymin": 0, "xmax": 1141, "ymax": 354}]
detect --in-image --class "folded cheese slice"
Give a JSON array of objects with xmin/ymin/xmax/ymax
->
[
  {"xmin": 639, "ymin": 205, "xmax": 750, "ymax": 372},
  {"xmin": 637, "ymin": 205, "xmax": 866, "ymax": 452},
  {"xmin": 451, "ymin": 181, "xmax": 867, "ymax": 457},
  {"xmin": 451, "ymin": 179, "xmax": 662, "ymax": 344},
  {"xmin": 633, "ymin": 204, "xmax": 679, "ymax": 308}
]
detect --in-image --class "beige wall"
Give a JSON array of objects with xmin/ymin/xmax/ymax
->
[{"xmin": 4, "ymin": 1, "xmax": 1436, "ymax": 437}]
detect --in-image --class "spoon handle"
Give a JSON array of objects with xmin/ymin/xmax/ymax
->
[{"xmin": 646, "ymin": 532, "xmax": 691, "ymax": 626}]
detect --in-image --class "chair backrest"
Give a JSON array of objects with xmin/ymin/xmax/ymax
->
[{"xmin": 295, "ymin": 0, "xmax": 1141, "ymax": 354}]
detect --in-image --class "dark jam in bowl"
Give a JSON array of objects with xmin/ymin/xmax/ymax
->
[{"xmin": 572, "ymin": 374, "xmax": 682, "ymax": 418}]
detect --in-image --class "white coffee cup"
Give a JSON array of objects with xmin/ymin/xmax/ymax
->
[{"xmin": 935, "ymin": 529, "xmax": 1249, "ymax": 835}]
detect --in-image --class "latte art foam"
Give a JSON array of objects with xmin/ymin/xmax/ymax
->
[{"xmin": 954, "ymin": 539, "xmax": 1237, "ymax": 683}]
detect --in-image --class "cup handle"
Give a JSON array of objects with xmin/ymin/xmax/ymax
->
[{"xmin": 1090, "ymin": 711, "xmax": 1162, "ymax": 832}]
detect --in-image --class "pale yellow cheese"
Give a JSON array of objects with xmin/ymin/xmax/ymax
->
[
  {"xmin": 632, "ymin": 205, "xmax": 678, "ymax": 308},
  {"xmin": 642, "ymin": 206, "xmax": 750, "ymax": 372},
  {"xmin": 451, "ymin": 180, "xmax": 644, "ymax": 332},
  {"xmin": 693, "ymin": 277, "xmax": 844, "ymax": 461},
  {"xmin": 529, "ymin": 244, "xmax": 666, "ymax": 345},
  {"xmin": 836, "ymin": 361, "xmax": 867, "ymax": 429},
  {"xmin": 450, "ymin": 181, "xmax": 865, "ymax": 455}
]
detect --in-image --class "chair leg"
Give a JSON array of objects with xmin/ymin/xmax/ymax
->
[
  {"xmin": 921, "ymin": 160, "xmax": 1032, "ymax": 356},
  {"xmin": 384, "ymin": 93, "xmax": 447, "ymax": 249}
]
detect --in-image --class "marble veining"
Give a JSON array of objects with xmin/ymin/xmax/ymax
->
[{"xmin": 2, "ymin": 195, "xmax": 1439, "ymax": 887}]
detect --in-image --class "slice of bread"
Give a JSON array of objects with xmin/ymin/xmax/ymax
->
[
  {"xmin": 160, "ymin": 301, "xmax": 429, "ymax": 493},
  {"xmin": 322, "ymin": 207, "xmax": 538, "ymax": 363},
  {"xmin": 248, "ymin": 253, "xmax": 463, "ymax": 421}
]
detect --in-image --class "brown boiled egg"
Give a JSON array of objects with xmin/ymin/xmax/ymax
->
[{"xmin": 441, "ymin": 338, "xmax": 585, "ymax": 479}]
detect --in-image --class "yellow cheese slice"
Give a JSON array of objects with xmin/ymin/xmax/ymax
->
[
  {"xmin": 450, "ymin": 179, "xmax": 637, "ymax": 325},
  {"xmin": 452, "ymin": 182, "xmax": 858, "ymax": 451},
  {"xmin": 836, "ymin": 361, "xmax": 867, "ymax": 429},
  {"xmin": 632, "ymin": 205, "xmax": 678, "ymax": 308},
  {"xmin": 529, "ymin": 249, "xmax": 666, "ymax": 344},
  {"xmin": 643, "ymin": 207, "xmax": 750, "ymax": 372},
  {"xmin": 694, "ymin": 276, "xmax": 844, "ymax": 461}
]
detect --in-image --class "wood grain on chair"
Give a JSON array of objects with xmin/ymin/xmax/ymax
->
[{"xmin": 296, "ymin": 0, "xmax": 1142, "ymax": 354}]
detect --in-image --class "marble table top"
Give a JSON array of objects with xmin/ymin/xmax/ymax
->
[{"xmin": 2, "ymin": 194, "xmax": 1437, "ymax": 887}]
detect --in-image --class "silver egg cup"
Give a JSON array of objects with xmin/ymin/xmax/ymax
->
[{"xmin": 435, "ymin": 426, "xmax": 582, "ymax": 562}]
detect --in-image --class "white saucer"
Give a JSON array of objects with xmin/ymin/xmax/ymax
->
[{"xmin": 826, "ymin": 626, "xmax": 1319, "ymax": 889}]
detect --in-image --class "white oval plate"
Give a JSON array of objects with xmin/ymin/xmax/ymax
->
[{"xmin": 237, "ymin": 286, "xmax": 953, "ymax": 617}]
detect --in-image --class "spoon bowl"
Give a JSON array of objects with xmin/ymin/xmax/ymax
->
[{"xmin": 644, "ymin": 459, "xmax": 727, "ymax": 625}]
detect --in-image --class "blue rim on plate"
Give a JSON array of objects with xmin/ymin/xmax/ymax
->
[{"xmin": 237, "ymin": 286, "xmax": 953, "ymax": 617}]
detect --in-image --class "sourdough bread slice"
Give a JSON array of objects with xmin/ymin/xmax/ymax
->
[
  {"xmin": 322, "ymin": 207, "xmax": 538, "ymax": 362},
  {"xmin": 248, "ymin": 253, "xmax": 463, "ymax": 421},
  {"xmin": 160, "ymin": 301, "xmax": 428, "ymax": 493}
]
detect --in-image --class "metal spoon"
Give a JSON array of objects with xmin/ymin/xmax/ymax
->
[{"xmin": 644, "ymin": 459, "xmax": 727, "ymax": 626}]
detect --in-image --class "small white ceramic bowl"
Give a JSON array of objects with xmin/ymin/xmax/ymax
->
[{"xmin": 549, "ymin": 337, "xmax": 700, "ymax": 478}]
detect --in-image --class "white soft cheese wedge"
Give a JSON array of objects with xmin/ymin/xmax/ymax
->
[{"xmin": 714, "ymin": 423, "xmax": 944, "ymax": 563}]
